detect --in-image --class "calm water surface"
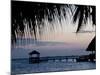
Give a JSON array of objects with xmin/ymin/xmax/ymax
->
[{"xmin": 11, "ymin": 59, "xmax": 96, "ymax": 75}]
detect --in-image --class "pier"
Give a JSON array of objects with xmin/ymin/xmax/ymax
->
[
  {"xmin": 29, "ymin": 50, "xmax": 95, "ymax": 64},
  {"xmin": 40, "ymin": 56, "xmax": 80, "ymax": 62}
]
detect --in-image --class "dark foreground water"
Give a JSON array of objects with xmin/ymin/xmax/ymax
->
[{"xmin": 11, "ymin": 59, "xmax": 96, "ymax": 75}]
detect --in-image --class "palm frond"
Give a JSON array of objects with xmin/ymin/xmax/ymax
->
[
  {"xmin": 11, "ymin": 1, "xmax": 69, "ymax": 43},
  {"xmin": 73, "ymin": 5, "xmax": 96, "ymax": 32}
]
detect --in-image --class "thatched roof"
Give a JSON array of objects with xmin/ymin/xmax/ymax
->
[
  {"xmin": 29, "ymin": 50, "xmax": 40, "ymax": 55},
  {"xmin": 86, "ymin": 36, "xmax": 96, "ymax": 51}
]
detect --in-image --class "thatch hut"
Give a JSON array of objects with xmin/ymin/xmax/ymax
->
[
  {"xmin": 29, "ymin": 50, "xmax": 40, "ymax": 63},
  {"xmin": 86, "ymin": 37, "xmax": 96, "ymax": 61}
]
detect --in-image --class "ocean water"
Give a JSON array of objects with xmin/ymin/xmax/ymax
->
[{"xmin": 11, "ymin": 59, "xmax": 96, "ymax": 75}]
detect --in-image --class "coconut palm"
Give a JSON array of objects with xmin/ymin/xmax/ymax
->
[
  {"xmin": 11, "ymin": 1, "xmax": 96, "ymax": 54},
  {"xmin": 72, "ymin": 5, "xmax": 96, "ymax": 51},
  {"xmin": 72, "ymin": 5, "xmax": 96, "ymax": 61}
]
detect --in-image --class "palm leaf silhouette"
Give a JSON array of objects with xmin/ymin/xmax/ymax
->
[
  {"xmin": 11, "ymin": 1, "xmax": 69, "ymax": 44},
  {"xmin": 72, "ymin": 5, "xmax": 96, "ymax": 52},
  {"xmin": 11, "ymin": 1, "xmax": 96, "ymax": 52},
  {"xmin": 73, "ymin": 5, "xmax": 96, "ymax": 32}
]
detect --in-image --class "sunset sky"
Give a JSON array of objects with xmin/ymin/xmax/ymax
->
[
  {"xmin": 11, "ymin": 3, "xmax": 95, "ymax": 59},
  {"xmin": 12, "ymin": 18, "xmax": 95, "ymax": 58}
]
